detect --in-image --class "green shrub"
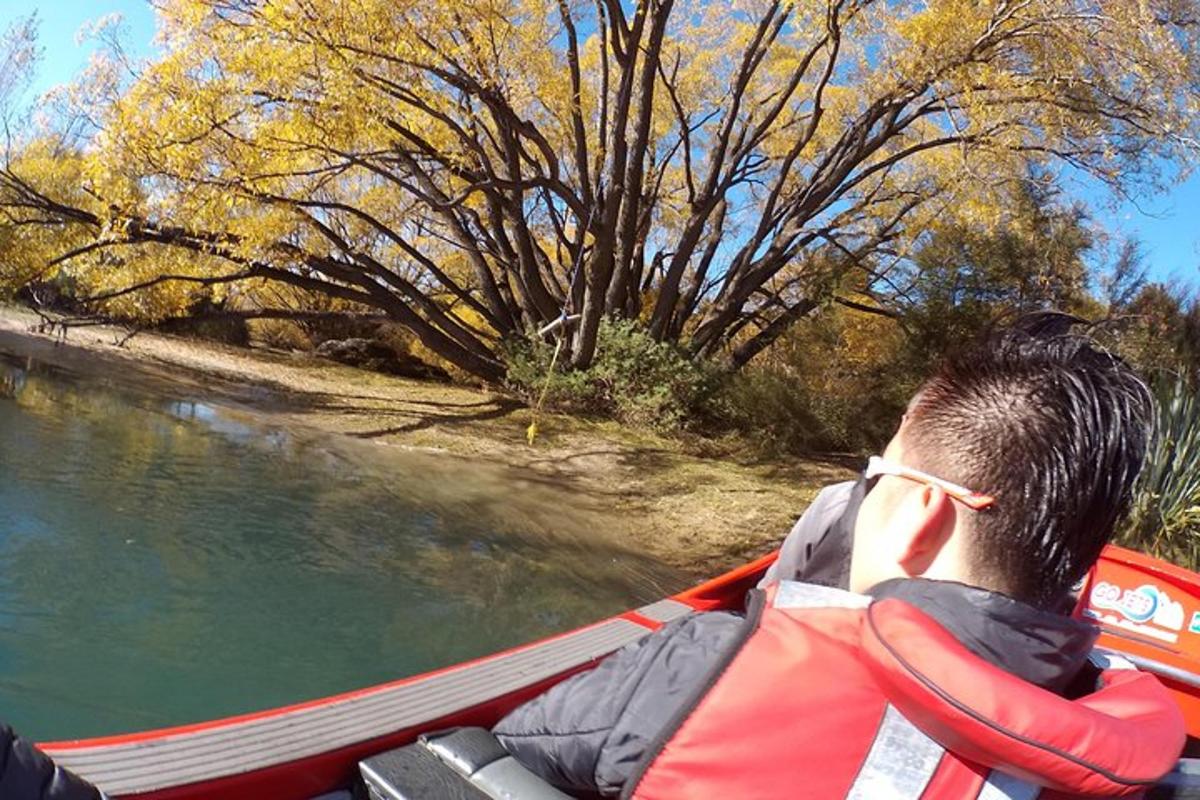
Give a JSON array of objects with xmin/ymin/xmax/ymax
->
[
  {"xmin": 1119, "ymin": 375, "xmax": 1200, "ymax": 568},
  {"xmin": 504, "ymin": 335, "xmax": 602, "ymax": 413},
  {"xmin": 709, "ymin": 365, "xmax": 909, "ymax": 455},
  {"xmin": 504, "ymin": 318, "xmax": 713, "ymax": 431},
  {"xmin": 699, "ymin": 302, "xmax": 922, "ymax": 455}
]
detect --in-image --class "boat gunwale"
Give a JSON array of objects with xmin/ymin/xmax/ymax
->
[{"xmin": 35, "ymin": 554, "xmax": 768, "ymax": 798}]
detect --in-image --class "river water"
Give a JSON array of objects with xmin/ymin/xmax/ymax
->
[{"xmin": 0, "ymin": 350, "xmax": 685, "ymax": 740}]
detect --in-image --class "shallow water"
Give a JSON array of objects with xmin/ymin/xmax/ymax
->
[{"xmin": 0, "ymin": 351, "xmax": 685, "ymax": 740}]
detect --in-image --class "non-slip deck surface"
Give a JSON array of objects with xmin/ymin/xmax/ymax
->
[{"xmin": 47, "ymin": 617, "xmax": 653, "ymax": 795}]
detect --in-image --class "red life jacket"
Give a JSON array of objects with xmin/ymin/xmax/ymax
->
[{"xmin": 625, "ymin": 582, "xmax": 1185, "ymax": 800}]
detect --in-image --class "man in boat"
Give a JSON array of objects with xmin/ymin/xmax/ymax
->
[{"xmin": 493, "ymin": 314, "xmax": 1187, "ymax": 798}]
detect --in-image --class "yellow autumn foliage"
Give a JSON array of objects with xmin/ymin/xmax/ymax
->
[{"xmin": 0, "ymin": 0, "xmax": 1195, "ymax": 380}]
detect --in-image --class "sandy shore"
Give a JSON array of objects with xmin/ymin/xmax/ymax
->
[{"xmin": 0, "ymin": 304, "xmax": 851, "ymax": 578}]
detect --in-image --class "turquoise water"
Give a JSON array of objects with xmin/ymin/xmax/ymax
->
[{"xmin": 0, "ymin": 351, "xmax": 684, "ymax": 740}]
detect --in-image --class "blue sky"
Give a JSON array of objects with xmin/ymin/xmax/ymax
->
[
  {"xmin": 4, "ymin": 0, "xmax": 1197, "ymax": 287},
  {"xmin": 7, "ymin": 0, "xmax": 157, "ymax": 98}
]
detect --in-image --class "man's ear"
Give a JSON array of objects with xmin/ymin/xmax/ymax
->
[{"xmin": 896, "ymin": 485, "xmax": 956, "ymax": 577}]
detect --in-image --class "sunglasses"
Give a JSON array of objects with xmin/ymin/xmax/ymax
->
[{"xmin": 863, "ymin": 456, "xmax": 996, "ymax": 511}]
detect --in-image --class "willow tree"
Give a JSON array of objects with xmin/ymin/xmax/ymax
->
[
  {"xmin": 0, "ymin": 15, "xmax": 38, "ymax": 120},
  {"xmin": 2, "ymin": 0, "xmax": 1198, "ymax": 380}
]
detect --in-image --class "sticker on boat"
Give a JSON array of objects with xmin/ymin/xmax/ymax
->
[{"xmin": 1086, "ymin": 580, "xmax": 1186, "ymax": 643}]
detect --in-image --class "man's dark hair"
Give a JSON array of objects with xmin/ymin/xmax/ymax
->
[{"xmin": 902, "ymin": 313, "xmax": 1153, "ymax": 608}]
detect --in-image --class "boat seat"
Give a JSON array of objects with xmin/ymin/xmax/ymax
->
[
  {"xmin": 357, "ymin": 745, "xmax": 1200, "ymax": 799},
  {"xmin": 1149, "ymin": 759, "xmax": 1200, "ymax": 798},
  {"xmin": 359, "ymin": 727, "xmax": 571, "ymax": 800}
]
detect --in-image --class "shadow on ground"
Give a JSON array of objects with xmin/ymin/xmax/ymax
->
[{"xmin": 346, "ymin": 396, "xmax": 524, "ymax": 438}]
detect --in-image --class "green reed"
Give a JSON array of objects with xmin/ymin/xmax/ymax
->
[{"xmin": 1120, "ymin": 375, "xmax": 1200, "ymax": 569}]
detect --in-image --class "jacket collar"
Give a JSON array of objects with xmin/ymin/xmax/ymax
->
[{"xmin": 867, "ymin": 578, "xmax": 1097, "ymax": 694}]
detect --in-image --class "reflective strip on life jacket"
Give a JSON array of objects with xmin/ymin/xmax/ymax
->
[
  {"xmin": 977, "ymin": 770, "xmax": 1041, "ymax": 800},
  {"xmin": 846, "ymin": 704, "xmax": 944, "ymax": 799},
  {"xmin": 774, "ymin": 581, "xmax": 870, "ymax": 611}
]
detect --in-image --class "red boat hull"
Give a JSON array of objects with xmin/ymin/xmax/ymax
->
[{"xmin": 1081, "ymin": 545, "xmax": 1200, "ymax": 738}]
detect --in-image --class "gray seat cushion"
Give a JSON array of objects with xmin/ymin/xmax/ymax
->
[
  {"xmin": 1149, "ymin": 759, "xmax": 1200, "ymax": 799},
  {"xmin": 359, "ymin": 728, "xmax": 570, "ymax": 800}
]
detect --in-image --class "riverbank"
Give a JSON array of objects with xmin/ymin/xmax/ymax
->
[{"xmin": 0, "ymin": 304, "xmax": 851, "ymax": 579}]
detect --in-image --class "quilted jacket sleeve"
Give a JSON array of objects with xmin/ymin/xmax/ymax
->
[{"xmin": 493, "ymin": 611, "xmax": 744, "ymax": 797}]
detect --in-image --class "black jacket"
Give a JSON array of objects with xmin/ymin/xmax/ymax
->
[
  {"xmin": 494, "ymin": 483, "xmax": 1099, "ymax": 797},
  {"xmin": 0, "ymin": 725, "xmax": 104, "ymax": 800}
]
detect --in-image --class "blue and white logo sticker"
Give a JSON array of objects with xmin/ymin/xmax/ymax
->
[{"xmin": 1088, "ymin": 581, "xmax": 1185, "ymax": 640}]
